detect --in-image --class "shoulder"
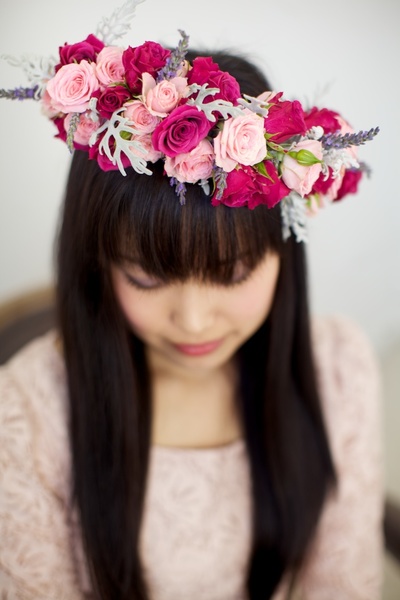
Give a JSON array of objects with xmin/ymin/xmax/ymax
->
[
  {"xmin": 297, "ymin": 317, "xmax": 384, "ymax": 597},
  {"xmin": 0, "ymin": 331, "xmax": 70, "ymax": 500},
  {"xmin": 311, "ymin": 314, "xmax": 381, "ymax": 451}
]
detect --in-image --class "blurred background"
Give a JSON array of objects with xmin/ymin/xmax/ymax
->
[{"xmin": 0, "ymin": 0, "xmax": 399, "ymax": 594}]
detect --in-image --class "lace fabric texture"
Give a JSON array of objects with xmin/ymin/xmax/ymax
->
[{"xmin": 0, "ymin": 316, "xmax": 384, "ymax": 599}]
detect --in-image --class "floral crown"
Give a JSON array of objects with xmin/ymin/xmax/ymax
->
[{"xmin": 1, "ymin": 0, "xmax": 379, "ymax": 242}]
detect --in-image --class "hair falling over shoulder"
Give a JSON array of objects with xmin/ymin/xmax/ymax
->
[{"xmin": 56, "ymin": 51, "xmax": 336, "ymax": 600}]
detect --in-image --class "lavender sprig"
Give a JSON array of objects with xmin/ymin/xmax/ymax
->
[
  {"xmin": 213, "ymin": 166, "xmax": 228, "ymax": 200},
  {"xmin": 157, "ymin": 30, "xmax": 189, "ymax": 82},
  {"xmin": 321, "ymin": 127, "xmax": 380, "ymax": 150},
  {"xmin": 0, "ymin": 85, "xmax": 39, "ymax": 100},
  {"xmin": 66, "ymin": 113, "xmax": 81, "ymax": 153},
  {"xmin": 170, "ymin": 177, "xmax": 187, "ymax": 205}
]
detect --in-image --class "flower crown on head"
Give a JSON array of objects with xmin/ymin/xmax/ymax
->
[{"xmin": 0, "ymin": 0, "xmax": 379, "ymax": 242}]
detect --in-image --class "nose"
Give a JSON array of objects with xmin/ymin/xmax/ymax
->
[{"xmin": 171, "ymin": 282, "xmax": 216, "ymax": 337}]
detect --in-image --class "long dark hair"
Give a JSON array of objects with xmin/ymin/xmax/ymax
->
[{"xmin": 56, "ymin": 51, "xmax": 336, "ymax": 599}]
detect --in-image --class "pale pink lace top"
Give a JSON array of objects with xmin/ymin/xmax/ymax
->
[{"xmin": 0, "ymin": 316, "xmax": 384, "ymax": 599}]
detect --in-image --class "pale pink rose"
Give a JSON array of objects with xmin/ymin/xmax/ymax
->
[
  {"xmin": 64, "ymin": 111, "xmax": 100, "ymax": 146},
  {"xmin": 95, "ymin": 46, "xmax": 125, "ymax": 87},
  {"xmin": 325, "ymin": 165, "xmax": 346, "ymax": 201},
  {"xmin": 46, "ymin": 60, "xmax": 100, "ymax": 113},
  {"xmin": 41, "ymin": 90, "xmax": 60, "ymax": 118},
  {"xmin": 129, "ymin": 133, "xmax": 163, "ymax": 163},
  {"xmin": 281, "ymin": 139, "xmax": 323, "ymax": 197},
  {"xmin": 123, "ymin": 100, "xmax": 159, "ymax": 133},
  {"xmin": 142, "ymin": 72, "xmax": 188, "ymax": 117},
  {"xmin": 214, "ymin": 111, "xmax": 267, "ymax": 172},
  {"xmin": 164, "ymin": 139, "xmax": 214, "ymax": 183}
]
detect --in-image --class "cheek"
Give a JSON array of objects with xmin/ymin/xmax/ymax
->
[{"xmin": 225, "ymin": 260, "xmax": 279, "ymax": 326}]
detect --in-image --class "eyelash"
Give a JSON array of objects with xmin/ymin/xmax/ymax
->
[
  {"xmin": 123, "ymin": 272, "xmax": 163, "ymax": 291},
  {"xmin": 122, "ymin": 269, "xmax": 252, "ymax": 291}
]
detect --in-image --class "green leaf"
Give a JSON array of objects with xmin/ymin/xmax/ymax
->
[{"xmin": 254, "ymin": 162, "xmax": 274, "ymax": 182}]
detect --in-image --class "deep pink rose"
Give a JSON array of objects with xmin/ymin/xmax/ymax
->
[
  {"xmin": 88, "ymin": 140, "xmax": 132, "ymax": 172},
  {"xmin": 312, "ymin": 168, "xmax": 336, "ymax": 195},
  {"xmin": 335, "ymin": 169, "xmax": 363, "ymax": 201},
  {"xmin": 122, "ymin": 42, "xmax": 171, "ymax": 93},
  {"xmin": 212, "ymin": 162, "xmax": 289, "ymax": 209},
  {"xmin": 187, "ymin": 56, "xmax": 241, "ymax": 104},
  {"xmin": 95, "ymin": 85, "xmax": 131, "ymax": 118},
  {"xmin": 152, "ymin": 104, "xmax": 213, "ymax": 157},
  {"xmin": 304, "ymin": 107, "xmax": 341, "ymax": 134},
  {"xmin": 264, "ymin": 99, "xmax": 307, "ymax": 143},
  {"xmin": 56, "ymin": 34, "xmax": 104, "ymax": 71}
]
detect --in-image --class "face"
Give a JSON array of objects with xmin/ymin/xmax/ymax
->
[{"xmin": 111, "ymin": 252, "xmax": 280, "ymax": 378}]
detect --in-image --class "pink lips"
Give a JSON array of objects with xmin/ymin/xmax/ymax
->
[{"xmin": 173, "ymin": 339, "xmax": 223, "ymax": 356}]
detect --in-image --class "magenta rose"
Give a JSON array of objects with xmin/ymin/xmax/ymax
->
[
  {"xmin": 95, "ymin": 85, "xmax": 131, "ymax": 118},
  {"xmin": 212, "ymin": 162, "xmax": 289, "ymax": 209},
  {"xmin": 122, "ymin": 42, "xmax": 171, "ymax": 94},
  {"xmin": 152, "ymin": 104, "xmax": 213, "ymax": 157},
  {"xmin": 264, "ymin": 99, "xmax": 307, "ymax": 143},
  {"xmin": 88, "ymin": 140, "xmax": 132, "ymax": 172},
  {"xmin": 304, "ymin": 107, "xmax": 341, "ymax": 134},
  {"xmin": 335, "ymin": 169, "xmax": 363, "ymax": 201},
  {"xmin": 187, "ymin": 56, "xmax": 241, "ymax": 104},
  {"xmin": 312, "ymin": 168, "xmax": 336, "ymax": 196},
  {"xmin": 56, "ymin": 34, "xmax": 104, "ymax": 71}
]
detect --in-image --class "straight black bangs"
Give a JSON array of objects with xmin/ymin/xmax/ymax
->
[{"xmin": 93, "ymin": 158, "xmax": 285, "ymax": 285}]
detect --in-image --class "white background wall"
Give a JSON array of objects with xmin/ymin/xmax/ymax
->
[{"xmin": 0, "ymin": 0, "xmax": 399, "ymax": 356}]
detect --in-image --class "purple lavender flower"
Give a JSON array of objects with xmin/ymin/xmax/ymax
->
[
  {"xmin": 321, "ymin": 127, "xmax": 380, "ymax": 150},
  {"xmin": 0, "ymin": 85, "xmax": 39, "ymax": 100},
  {"xmin": 157, "ymin": 30, "xmax": 189, "ymax": 82},
  {"xmin": 170, "ymin": 177, "xmax": 187, "ymax": 205}
]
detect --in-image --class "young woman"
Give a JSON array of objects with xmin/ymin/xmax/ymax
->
[{"xmin": 0, "ymin": 6, "xmax": 382, "ymax": 599}]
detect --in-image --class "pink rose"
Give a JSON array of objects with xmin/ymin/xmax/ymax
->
[
  {"xmin": 214, "ymin": 111, "xmax": 267, "ymax": 172},
  {"xmin": 46, "ymin": 60, "xmax": 100, "ymax": 113},
  {"xmin": 123, "ymin": 100, "xmax": 159, "ymax": 133},
  {"xmin": 122, "ymin": 42, "xmax": 171, "ymax": 94},
  {"xmin": 41, "ymin": 90, "xmax": 60, "ymax": 118},
  {"xmin": 95, "ymin": 46, "xmax": 125, "ymax": 87},
  {"xmin": 63, "ymin": 112, "xmax": 100, "ymax": 147},
  {"xmin": 212, "ymin": 162, "xmax": 289, "ymax": 209},
  {"xmin": 152, "ymin": 104, "xmax": 213, "ymax": 157},
  {"xmin": 164, "ymin": 139, "xmax": 214, "ymax": 183},
  {"xmin": 336, "ymin": 169, "xmax": 363, "ymax": 201},
  {"xmin": 56, "ymin": 34, "xmax": 104, "ymax": 71},
  {"xmin": 142, "ymin": 72, "xmax": 188, "ymax": 117},
  {"xmin": 95, "ymin": 85, "xmax": 131, "ymax": 118},
  {"xmin": 129, "ymin": 134, "xmax": 163, "ymax": 164},
  {"xmin": 281, "ymin": 140, "xmax": 323, "ymax": 197},
  {"xmin": 187, "ymin": 56, "xmax": 241, "ymax": 104},
  {"xmin": 264, "ymin": 99, "xmax": 307, "ymax": 143},
  {"xmin": 304, "ymin": 107, "xmax": 341, "ymax": 134}
]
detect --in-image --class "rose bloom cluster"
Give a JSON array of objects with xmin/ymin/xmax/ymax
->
[{"xmin": 42, "ymin": 34, "xmax": 363, "ymax": 209}]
